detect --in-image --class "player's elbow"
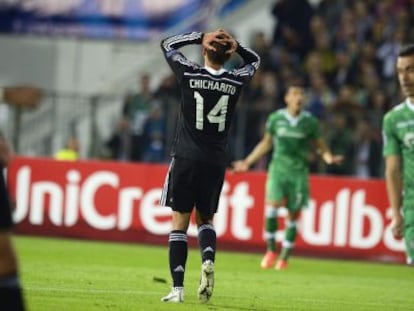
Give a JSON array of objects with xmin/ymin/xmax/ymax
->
[
  {"xmin": 160, "ymin": 38, "xmax": 171, "ymax": 53},
  {"xmin": 160, "ymin": 39, "xmax": 166, "ymax": 51},
  {"xmin": 255, "ymin": 56, "xmax": 261, "ymax": 69}
]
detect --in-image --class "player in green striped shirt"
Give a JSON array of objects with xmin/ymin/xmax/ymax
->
[
  {"xmin": 233, "ymin": 84, "xmax": 342, "ymax": 270},
  {"xmin": 383, "ymin": 44, "xmax": 414, "ymax": 265}
]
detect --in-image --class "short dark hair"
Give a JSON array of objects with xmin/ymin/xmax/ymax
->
[
  {"xmin": 284, "ymin": 78, "xmax": 305, "ymax": 94},
  {"xmin": 398, "ymin": 44, "xmax": 414, "ymax": 57},
  {"xmin": 206, "ymin": 40, "xmax": 231, "ymax": 65}
]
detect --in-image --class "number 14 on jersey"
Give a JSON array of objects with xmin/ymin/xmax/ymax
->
[{"xmin": 194, "ymin": 91, "xmax": 229, "ymax": 132}]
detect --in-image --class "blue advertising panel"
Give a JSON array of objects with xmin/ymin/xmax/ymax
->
[{"xmin": 0, "ymin": 0, "xmax": 226, "ymax": 40}]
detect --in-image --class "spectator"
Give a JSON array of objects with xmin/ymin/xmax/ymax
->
[
  {"xmin": 315, "ymin": 0, "xmax": 346, "ymax": 31},
  {"xmin": 54, "ymin": 137, "xmax": 79, "ymax": 161},
  {"xmin": 325, "ymin": 112, "xmax": 355, "ymax": 176},
  {"xmin": 312, "ymin": 30, "xmax": 337, "ymax": 77},
  {"xmin": 353, "ymin": 0, "xmax": 374, "ymax": 43},
  {"xmin": 103, "ymin": 117, "xmax": 132, "ymax": 161},
  {"xmin": 123, "ymin": 73, "xmax": 155, "ymax": 162},
  {"xmin": 142, "ymin": 103, "xmax": 166, "ymax": 163},
  {"xmin": 353, "ymin": 118, "xmax": 382, "ymax": 178},
  {"xmin": 305, "ymin": 73, "xmax": 335, "ymax": 119},
  {"xmin": 376, "ymin": 28, "xmax": 404, "ymax": 81},
  {"xmin": 153, "ymin": 74, "xmax": 180, "ymax": 158},
  {"xmin": 330, "ymin": 84, "xmax": 361, "ymax": 128},
  {"xmin": 332, "ymin": 50, "xmax": 357, "ymax": 91},
  {"xmin": 366, "ymin": 91, "xmax": 389, "ymax": 130},
  {"xmin": 271, "ymin": 0, "xmax": 314, "ymax": 61},
  {"xmin": 250, "ymin": 31, "xmax": 273, "ymax": 71}
]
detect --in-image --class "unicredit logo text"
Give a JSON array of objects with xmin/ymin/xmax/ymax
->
[{"xmin": 12, "ymin": 164, "xmax": 404, "ymax": 253}]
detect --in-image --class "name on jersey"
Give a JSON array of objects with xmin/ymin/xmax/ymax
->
[
  {"xmin": 189, "ymin": 79, "xmax": 236, "ymax": 95},
  {"xmin": 277, "ymin": 127, "xmax": 305, "ymax": 138},
  {"xmin": 396, "ymin": 119, "xmax": 414, "ymax": 128}
]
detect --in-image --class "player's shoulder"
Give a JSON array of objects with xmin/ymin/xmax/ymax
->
[
  {"xmin": 301, "ymin": 110, "xmax": 315, "ymax": 119},
  {"xmin": 265, "ymin": 109, "xmax": 282, "ymax": 124},
  {"xmin": 384, "ymin": 101, "xmax": 406, "ymax": 120},
  {"xmin": 390, "ymin": 101, "xmax": 406, "ymax": 113},
  {"xmin": 301, "ymin": 110, "xmax": 318, "ymax": 123},
  {"xmin": 272, "ymin": 109, "xmax": 285, "ymax": 119},
  {"xmin": 171, "ymin": 52, "xmax": 202, "ymax": 70}
]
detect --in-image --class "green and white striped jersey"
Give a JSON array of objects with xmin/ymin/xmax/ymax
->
[
  {"xmin": 266, "ymin": 109, "xmax": 321, "ymax": 173},
  {"xmin": 383, "ymin": 99, "xmax": 414, "ymax": 197}
]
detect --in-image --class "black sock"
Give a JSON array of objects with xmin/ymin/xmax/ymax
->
[
  {"xmin": 168, "ymin": 230, "xmax": 187, "ymax": 287},
  {"xmin": 0, "ymin": 274, "xmax": 25, "ymax": 311},
  {"xmin": 198, "ymin": 223, "xmax": 216, "ymax": 263}
]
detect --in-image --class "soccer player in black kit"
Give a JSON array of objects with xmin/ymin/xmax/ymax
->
[
  {"xmin": 0, "ymin": 86, "xmax": 42, "ymax": 310},
  {"xmin": 159, "ymin": 29, "xmax": 260, "ymax": 303}
]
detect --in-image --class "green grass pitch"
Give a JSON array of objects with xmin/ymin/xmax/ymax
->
[{"xmin": 15, "ymin": 236, "xmax": 414, "ymax": 311}]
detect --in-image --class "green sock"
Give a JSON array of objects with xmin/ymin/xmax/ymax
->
[
  {"xmin": 405, "ymin": 234, "xmax": 414, "ymax": 262},
  {"xmin": 285, "ymin": 221, "xmax": 297, "ymax": 243},
  {"xmin": 404, "ymin": 210, "xmax": 414, "ymax": 261},
  {"xmin": 265, "ymin": 217, "xmax": 277, "ymax": 252},
  {"xmin": 280, "ymin": 221, "xmax": 297, "ymax": 260},
  {"xmin": 264, "ymin": 206, "xmax": 278, "ymax": 252},
  {"xmin": 279, "ymin": 246, "xmax": 292, "ymax": 260}
]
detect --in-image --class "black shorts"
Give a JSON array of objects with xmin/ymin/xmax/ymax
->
[
  {"xmin": 160, "ymin": 157, "xmax": 225, "ymax": 216},
  {"xmin": 0, "ymin": 166, "xmax": 13, "ymax": 230}
]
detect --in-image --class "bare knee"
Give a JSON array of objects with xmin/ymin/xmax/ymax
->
[
  {"xmin": 287, "ymin": 211, "xmax": 301, "ymax": 222},
  {"xmin": 171, "ymin": 211, "xmax": 191, "ymax": 231},
  {"xmin": 195, "ymin": 211, "xmax": 213, "ymax": 226},
  {"xmin": 0, "ymin": 231, "xmax": 19, "ymax": 275}
]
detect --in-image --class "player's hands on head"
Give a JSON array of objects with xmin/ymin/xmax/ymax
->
[
  {"xmin": 203, "ymin": 29, "xmax": 228, "ymax": 51},
  {"xmin": 203, "ymin": 29, "xmax": 237, "ymax": 55},
  {"xmin": 4, "ymin": 86, "xmax": 43, "ymax": 108},
  {"xmin": 216, "ymin": 29, "xmax": 238, "ymax": 55},
  {"xmin": 232, "ymin": 160, "xmax": 250, "ymax": 173}
]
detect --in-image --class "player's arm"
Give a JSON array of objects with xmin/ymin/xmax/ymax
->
[
  {"xmin": 235, "ymin": 42, "xmax": 260, "ymax": 70},
  {"xmin": 382, "ymin": 113, "xmax": 403, "ymax": 238},
  {"xmin": 160, "ymin": 32, "xmax": 204, "ymax": 55},
  {"xmin": 212, "ymin": 29, "xmax": 260, "ymax": 75},
  {"xmin": 160, "ymin": 30, "xmax": 228, "ymax": 79},
  {"xmin": 385, "ymin": 155, "xmax": 403, "ymax": 238},
  {"xmin": 0, "ymin": 86, "xmax": 42, "ymax": 108},
  {"xmin": 233, "ymin": 132, "xmax": 273, "ymax": 172},
  {"xmin": 231, "ymin": 40, "xmax": 261, "ymax": 80},
  {"xmin": 313, "ymin": 138, "xmax": 343, "ymax": 165},
  {"xmin": 160, "ymin": 31, "xmax": 204, "ymax": 79}
]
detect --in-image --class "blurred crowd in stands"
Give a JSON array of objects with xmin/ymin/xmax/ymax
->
[{"xmin": 101, "ymin": 0, "xmax": 414, "ymax": 179}]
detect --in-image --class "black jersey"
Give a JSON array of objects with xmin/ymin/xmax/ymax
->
[{"xmin": 161, "ymin": 32, "xmax": 260, "ymax": 165}]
